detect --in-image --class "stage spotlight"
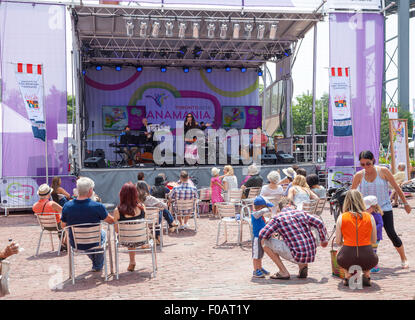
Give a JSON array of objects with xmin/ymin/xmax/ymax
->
[
  {"xmin": 224, "ymin": 51, "xmax": 232, "ymax": 59},
  {"xmin": 257, "ymin": 68, "xmax": 263, "ymax": 76},
  {"xmin": 143, "ymin": 51, "xmax": 151, "ymax": 58},
  {"xmin": 241, "ymin": 67, "xmax": 247, "ymax": 73},
  {"xmin": 225, "ymin": 66, "xmax": 231, "ymax": 72},
  {"xmin": 159, "ymin": 49, "xmax": 168, "ymax": 58},
  {"xmin": 284, "ymin": 49, "xmax": 292, "ymax": 57},
  {"xmin": 244, "ymin": 23, "xmax": 253, "ymax": 39},
  {"xmin": 257, "ymin": 24, "xmax": 265, "ymax": 40},
  {"xmin": 276, "ymin": 53, "xmax": 284, "ymax": 59},
  {"xmin": 136, "ymin": 66, "xmax": 143, "ymax": 72},
  {"xmin": 152, "ymin": 21, "xmax": 160, "ymax": 38},
  {"xmin": 183, "ymin": 67, "xmax": 190, "ymax": 73},
  {"xmin": 165, "ymin": 21, "xmax": 174, "ymax": 37},
  {"xmin": 209, "ymin": 50, "xmax": 219, "ymax": 59},
  {"xmin": 193, "ymin": 46, "xmax": 203, "ymax": 58},
  {"xmin": 139, "ymin": 21, "xmax": 148, "ymax": 38},
  {"xmin": 220, "ymin": 23, "xmax": 228, "ymax": 39},
  {"xmin": 82, "ymin": 70, "xmax": 86, "ymax": 75},
  {"xmin": 206, "ymin": 67, "xmax": 212, "ymax": 73},
  {"xmin": 192, "ymin": 22, "xmax": 200, "ymax": 39},
  {"xmin": 96, "ymin": 65, "xmax": 102, "ymax": 71},
  {"xmin": 160, "ymin": 66, "xmax": 167, "ymax": 73},
  {"xmin": 126, "ymin": 19, "xmax": 134, "ymax": 37},
  {"xmin": 207, "ymin": 23, "xmax": 216, "ymax": 39},
  {"xmin": 269, "ymin": 24, "xmax": 278, "ymax": 40},
  {"xmin": 177, "ymin": 46, "xmax": 188, "ymax": 59},
  {"xmin": 233, "ymin": 23, "xmax": 240, "ymax": 39},
  {"xmin": 115, "ymin": 65, "xmax": 122, "ymax": 71},
  {"xmin": 178, "ymin": 22, "xmax": 187, "ymax": 38}
]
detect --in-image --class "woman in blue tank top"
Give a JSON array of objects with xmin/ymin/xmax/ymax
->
[{"xmin": 351, "ymin": 150, "xmax": 411, "ymax": 269}]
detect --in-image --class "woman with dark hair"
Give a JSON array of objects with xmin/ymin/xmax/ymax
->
[
  {"xmin": 151, "ymin": 176, "xmax": 171, "ymax": 199},
  {"xmin": 306, "ymin": 174, "xmax": 326, "ymax": 198},
  {"xmin": 51, "ymin": 177, "xmax": 71, "ymax": 206},
  {"xmin": 351, "ymin": 150, "xmax": 411, "ymax": 268},
  {"xmin": 113, "ymin": 182, "xmax": 146, "ymax": 272}
]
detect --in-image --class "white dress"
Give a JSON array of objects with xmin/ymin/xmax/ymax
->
[{"xmin": 222, "ymin": 175, "xmax": 238, "ymax": 202}]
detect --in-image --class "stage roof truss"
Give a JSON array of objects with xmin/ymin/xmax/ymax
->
[{"xmin": 72, "ymin": 4, "xmax": 323, "ymax": 68}]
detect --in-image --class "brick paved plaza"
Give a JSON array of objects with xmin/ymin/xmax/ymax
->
[{"xmin": 1, "ymin": 202, "xmax": 415, "ymax": 300}]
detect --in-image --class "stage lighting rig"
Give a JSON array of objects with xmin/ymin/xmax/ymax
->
[
  {"xmin": 209, "ymin": 50, "xmax": 219, "ymax": 59},
  {"xmin": 269, "ymin": 24, "xmax": 278, "ymax": 40},
  {"xmin": 159, "ymin": 49, "xmax": 169, "ymax": 58},
  {"xmin": 257, "ymin": 24, "xmax": 265, "ymax": 40},
  {"xmin": 241, "ymin": 67, "xmax": 247, "ymax": 73},
  {"xmin": 206, "ymin": 67, "xmax": 212, "ymax": 73},
  {"xmin": 115, "ymin": 65, "xmax": 122, "ymax": 71},
  {"xmin": 165, "ymin": 21, "xmax": 174, "ymax": 37},
  {"xmin": 193, "ymin": 46, "xmax": 203, "ymax": 58},
  {"xmin": 183, "ymin": 67, "xmax": 190, "ymax": 73},
  {"xmin": 192, "ymin": 22, "xmax": 200, "ymax": 39},
  {"xmin": 257, "ymin": 68, "xmax": 263, "ymax": 76},
  {"xmin": 233, "ymin": 23, "xmax": 240, "ymax": 39},
  {"xmin": 139, "ymin": 21, "xmax": 148, "ymax": 38},
  {"xmin": 136, "ymin": 66, "xmax": 143, "ymax": 72},
  {"xmin": 126, "ymin": 19, "xmax": 134, "ymax": 37},
  {"xmin": 207, "ymin": 23, "xmax": 216, "ymax": 39},
  {"xmin": 220, "ymin": 24, "xmax": 228, "ymax": 39},
  {"xmin": 178, "ymin": 22, "xmax": 187, "ymax": 39},
  {"xmin": 244, "ymin": 23, "xmax": 253, "ymax": 39},
  {"xmin": 152, "ymin": 21, "xmax": 160, "ymax": 38},
  {"xmin": 143, "ymin": 51, "xmax": 151, "ymax": 58},
  {"xmin": 224, "ymin": 51, "xmax": 233, "ymax": 60},
  {"xmin": 284, "ymin": 49, "xmax": 292, "ymax": 57},
  {"xmin": 96, "ymin": 65, "xmax": 102, "ymax": 71},
  {"xmin": 177, "ymin": 46, "xmax": 188, "ymax": 59},
  {"xmin": 225, "ymin": 66, "xmax": 231, "ymax": 72},
  {"xmin": 160, "ymin": 66, "xmax": 167, "ymax": 73}
]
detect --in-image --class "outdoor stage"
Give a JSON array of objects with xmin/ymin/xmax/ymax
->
[{"xmin": 80, "ymin": 163, "xmax": 319, "ymax": 204}]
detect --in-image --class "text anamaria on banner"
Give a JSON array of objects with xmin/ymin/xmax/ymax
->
[
  {"xmin": 14, "ymin": 63, "xmax": 46, "ymax": 141},
  {"xmin": 329, "ymin": 67, "xmax": 352, "ymax": 136}
]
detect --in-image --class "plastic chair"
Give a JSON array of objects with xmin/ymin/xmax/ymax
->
[
  {"xmin": 145, "ymin": 207, "xmax": 166, "ymax": 251},
  {"xmin": 301, "ymin": 200, "xmax": 318, "ymax": 214},
  {"xmin": 173, "ymin": 198, "xmax": 198, "ymax": 233},
  {"xmin": 216, "ymin": 202, "xmax": 243, "ymax": 245},
  {"xmin": 113, "ymin": 220, "xmax": 157, "ymax": 279},
  {"xmin": 198, "ymin": 188, "xmax": 211, "ymax": 216},
  {"xmin": 64, "ymin": 222, "xmax": 109, "ymax": 284},
  {"xmin": 242, "ymin": 187, "xmax": 261, "ymax": 205},
  {"xmin": 34, "ymin": 213, "xmax": 65, "ymax": 256},
  {"xmin": 227, "ymin": 189, "xmax": 243, "ymax": 204}
]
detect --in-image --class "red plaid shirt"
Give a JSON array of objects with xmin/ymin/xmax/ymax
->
[{"xmin": 259, "ymin": 208, "xmax": 328, "ymax": 264}]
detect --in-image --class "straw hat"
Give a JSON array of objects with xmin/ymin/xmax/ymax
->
[
  {"xmin": 282, "ymin": 167, "xmax": 297, "ymax": 180},
  {"xmin": 37, "ymin": 184, "xmax": 52, "ymax": 197}
]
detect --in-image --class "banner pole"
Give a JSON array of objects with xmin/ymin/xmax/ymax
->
[
  {"xmin": 42, "ymin": 63, "xmax": 48, "ymax": 184},
  {"xmin": 346, "ymin": 67, "xmax": 356, "ymax": 172}
]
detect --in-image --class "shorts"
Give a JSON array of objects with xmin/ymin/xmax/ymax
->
[
  {"xmin": 252, "ymin": 237, "xmax": 264, "ymax": 259},
  {"xmin": 263, "ymin": 238, "xmax": 298, "ymax": 264}
]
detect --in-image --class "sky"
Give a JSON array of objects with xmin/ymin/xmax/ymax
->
[{"xmin": 65, "ymin": 8, "xmax": 414, "ymax": 109}]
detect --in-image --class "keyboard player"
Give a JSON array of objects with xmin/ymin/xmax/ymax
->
[{"xmin": 119, "ymin": 125, "xmax": 139, "ymax": 165}]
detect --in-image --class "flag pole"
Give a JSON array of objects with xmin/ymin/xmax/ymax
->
[
  {"xmin": 348, "ymin": 67, "xmax": 357, "ymax": 172},
  {"xmin": 41, "ymin": 63, "xmax": 48, "ymax": 184}
]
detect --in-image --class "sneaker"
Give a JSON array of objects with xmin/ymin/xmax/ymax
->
[
  {"xmin": 183, "ymin": 224, "xmax": 189, "ymax": 229},
  {"xmin": 253, "ymin": 269, "xmax": 265, "ymax": 278},
  {"xmin": 401, "ymin": 260, "xmax": 409, "ymax": 269},
  {"xmin": 371, "ymin": 267, "xmax": 380, "ymax": 273},
  {"xmin": 261, "ymin": 268, "xmax": 270, "ymax": 275}
]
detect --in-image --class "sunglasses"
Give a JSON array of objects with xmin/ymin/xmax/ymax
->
[{"xmin": 360, "ymin": 162, "xmax": 373, "ymax": 167}]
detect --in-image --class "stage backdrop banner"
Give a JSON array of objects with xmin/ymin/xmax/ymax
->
[
  {"xmin": 14, "ymin": 63, "xmax": 46, "ymax": 141},
  {"xmin": 0, "ymin": 1, "xmax": 68, "ymax": 178},
  {"xmin": 222, "ymin": 106, "xmax": 262, "ymax": 129},
  {"xmin": 329, "ymin": 67, "xmax": 352, "ymax": 137},
  {"xmin": 389, "ymin": 119, "xmax": 410, "ymax": 180},
  {"xmin": 0, "ymin": 177, "xmax": 39, "ymax": 207},
  {"xmin": 326, "ymin": 13, "xmax": 384, "ymax": 167},
  {"xmin": 102, "ymin": 106, "xmax": 145, "ymax": 130}
]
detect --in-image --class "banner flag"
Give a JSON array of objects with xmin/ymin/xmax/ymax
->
[
  {"xmin": 329, "ymin": 67, "xmax": 352, "ymax": 137},
  {"xmin": 14, "ymin": 63, "xmax": 46, "ymax": 141},
  {"xmin": 327, "ymin": 166, "xmax": 355, "ymax": 189},
  {"xmin": 389, "ymin": 119, "xmax": 410, "ymax": 180},
  {"xmin": 388, "ymin": 106, "xmax": 398, "ymax": 120}
]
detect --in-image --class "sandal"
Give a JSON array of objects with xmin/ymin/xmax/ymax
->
[
  {"xmin": 343, "ymin": 278, "xmax": 349, "ymax": 286},
  {"xmin": 297, "ymin": 266, "xmax": 308, "ymax": 279},
  {"xmin": 127, "ymin": 263, "xmax": 136, "ymax": 272},
  {"xmin": 270, "ymin": 272, "xmax": 290, "ymax": 280}
]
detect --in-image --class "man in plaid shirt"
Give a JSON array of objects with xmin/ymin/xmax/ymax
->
[
  {"xmin": 169, "ymin": 171, "xmax": 198, "ymax": 229},
  {"xmin": 259, "ymin": 197, "xmax": 328, "ymax": 280}
]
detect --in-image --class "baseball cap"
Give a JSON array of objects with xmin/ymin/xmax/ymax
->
[
  {"xmin": 253, "ymin": 195, "xmax": 274, "ymax": 207},
  {"xmin": 363, "ymin": 195, "xmax": 377, "ymax": 210}
]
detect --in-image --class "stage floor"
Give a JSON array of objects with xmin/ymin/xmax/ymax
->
[{"xmin": 80, "ymin": 163, "xmax": 321, "ymax": 205}]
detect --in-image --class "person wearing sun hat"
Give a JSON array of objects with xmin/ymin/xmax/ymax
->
[
  {"xmin": 259, "ymin": 197, "xmax": 328, "ymax": 280},
  {"xmin": 280, "ymin": 167, "xmax": 297, "ymax": 196},
  {"xmin": 32, "ymin": 184, "xmax": 67, "ymax": 251},
  {"xmin": 251, "ymin": 195, "xmax": 274, "ymax": 278},
  {"xmin": 241, "ymin": 164, "xmax": 263, "ymax": 198}
]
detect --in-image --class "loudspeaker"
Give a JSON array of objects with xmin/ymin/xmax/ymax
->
[
  {"xmin": 276, "ymin": 152, "xmax": 295, "ymax": 164},
  {"xmin": 261, "ymin": 153, "xmax": 277, "ymax": 165},
  {"xmin": 84, "ymin": 157, "xmax": 106, "ymax": 168},
  {"xmin": 94, "ymin": 148, "xmax": 105, "ymax": 158}
]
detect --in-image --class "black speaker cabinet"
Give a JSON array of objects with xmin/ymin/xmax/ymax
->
[
  {"xmin": 94, "ymin": 148, "xmax": 105, "ymax": 158},
  {"xmin": 84, "ymin": 157, "xmax": 106, "ymax": 168},
  {"xmin": 276, "ymin": 153, "xmax": 295, "ymax": 164},
  {"xmin": 261, "ymin": 153, "xmax": 277, "ymax": 165}
]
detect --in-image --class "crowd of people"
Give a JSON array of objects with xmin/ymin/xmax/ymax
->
[{"xmin": 3, "ymin": 149, "xmax": 406, "ymax": 289}]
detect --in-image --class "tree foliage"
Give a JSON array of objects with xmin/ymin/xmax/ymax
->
[{"xmin": 67, "ymin": 94, "xmax": 75, "ymax": 124}]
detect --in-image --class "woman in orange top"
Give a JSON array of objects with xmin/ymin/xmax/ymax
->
[{"xmin": 335, "ymin": 189, "xmax": 378, "ymax": 287}]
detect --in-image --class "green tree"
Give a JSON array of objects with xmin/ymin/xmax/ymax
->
[
  {"xmin": 291, "ymin": 93, "xmax": 328, "ymax": 135},
  {"xmin": 67, "ymin": 94, "xmax": 75, "ymax": 124}
]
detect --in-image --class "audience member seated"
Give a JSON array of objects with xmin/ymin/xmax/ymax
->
[
  {"xmin": 137, "ymin": 172, "xmax": 150, "ymax": 193},
  {"xmin": 169, "ymin": 171, "xmax": 199, "ymax": 230},
  {"xmin": 259, "ymin": 197, "xmax": 328, "ymax": 280},
  {"xmin": 390, "ymin": 163, "xmax": 407, "ymax": 207},
  {"xmin": 221, "ymin": 165, "xmax": 238, "ymax": 202},
  {"xmin": 112, "ymin": 182, "xmax": 146, "ymax": 272},
  {"xmin": 61, "ymin": 177, "xmax": 114, "ymax": 273},
  {"xmin": 335, "ymin": 189, "xmax": 379, "ymax": 287},
  {"xmin": 32, "ymin": 184, "xmax": 67, "ymax": 251},
  {"xmin": 136, "ymin": 181, "xmax": 178, "ymax": 239},
  {"xmin": 287, "ymin": 175, "xmax": 319, "ymax": 210},
  {"xmin": 51, "ymin": 176, "xmax": 71, "ymax": 207},
  {"xmin": 151, "ymin": 176, "xmax": 171, "ymax": 199},
  {"xmin": 260, "ymin": 171, "xmax": 284, "ymax": 214},
  {"xmin": 72, "ymin": 176, "xmax": 102, "ymax": 202},
  {"xmin": 241, "ymin": 164, "xmax": 263, "ymax": 198},
  {"xmin": 280, "ymin": 167, "xmax": 297, "ymax": 196},
  {"xmin": 306, "ymin": 174, "xmax": 326, "ymax": 198}
]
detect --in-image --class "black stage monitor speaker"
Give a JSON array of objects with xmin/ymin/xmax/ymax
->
[
  {"xmin": 276, "ymin": 152, "xmax": 295, "ymax": 164},
  {"xmin": 94, "ymin": 148, "xmax": 105, "ymax": 158},
  {"xmin": 261, "ymin": 153, "xmax": 277, "ymax": 165},
  {"xmin": 84, "ymin": 157, "xmax": 106, "ymax": 168}
]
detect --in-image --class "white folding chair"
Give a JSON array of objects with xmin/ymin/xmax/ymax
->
[
  {"xmin": 312, "ymin": 198, "xmax": 327, "ymax": 217},
  {"xmin": 242, "ymin": 187, "xmax": 261, "ymax": 205},
  {"xmin": 216, "ymin": 202, "xmax": 244, "ymax": 245},
  {"xmin": 65, "ymin": 222, "xmax": 109, "ymax": 284},
  {"xmin": 198, "ymin": 188, "xmax": 211, "ymax": 216},
  {"xmin": 173, "ymin": 198, "xmax": 198, "ymax": 233},
  {"xmin": 145, "ymin": 207, "xmax": 165, "ymax": 251},
  {"xmin": 113, "ymin": 220, "xmax": 157, "ymax": 279},
  {"xmin": 228, "ymin": 189, "xmax": 243, "ymax": 204},
  {"xmin": 34, "ymin": 213, "xmax": 65, "ymax": 256},
  {"xmin": 301, "ymin": 200, "xmax": 318, "ymax": 214}
]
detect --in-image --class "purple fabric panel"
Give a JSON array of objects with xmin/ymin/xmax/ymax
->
[
  {"xmin": 1, "ymin": 2, "xmax": 68, "ymax": 177},
  {"xmin": 327, "ymin": 13, "xmax": 384, "ymax": 167}
]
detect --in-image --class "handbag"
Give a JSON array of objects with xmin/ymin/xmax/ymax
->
[
  {"xmin": 330, "ymin": 236, "xmax": 345, "ymax": 279},
  {"xmin": 0, "ymin": 260, "xmax": 11, "ymax": 297}
]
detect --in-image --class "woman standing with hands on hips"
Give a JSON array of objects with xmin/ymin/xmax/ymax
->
[{"xmin": 351, "ymin": 150, "xmax": 411, "ymax": 268}]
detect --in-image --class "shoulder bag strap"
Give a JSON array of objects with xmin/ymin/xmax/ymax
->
[{"xmin": 41, "ymin": 200, "xmax": 49, "ymax": 213}]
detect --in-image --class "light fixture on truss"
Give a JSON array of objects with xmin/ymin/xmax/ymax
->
[
  {"xmin": 233, "ymin": 23, "xmax": 240, "ymax": 39},
  {"xmin": 244, "ymin": 23, "xmax": 253, "ymax": 39},
  {"xmin": 126, "ymin": 19, "xmax": 134, "ymax": 37},
  {"xmin": 207, "ymin": 23, "xmax": 216, "ymax": 39},
  {"xmin": 152, "ymin": 21, "xmax": 160, "ymax": 38},
  {"xmin": 165, "ymin": 21, "xmax": 174, "ymax": 37},
  {"xmin": 257, "ymin": 24, "xmax": 265, "ymax": 40},
  {"xmin": 178, "ymin": 22, "xmax": 187, "ymax": 39},
  {"xmin": 139, "ymin": 21, "xmax": 148, "ymax": 38},
  {"xmin": 192, "ymin": 22, "xmax": 200, "ymax": 39},
  {"xmin": 269, "ymin": 24, "xmax": 278, "ymax": 40},
  {"xmin": 220, "ymin": 23, "xmax": 228, "ymax": 39}
]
